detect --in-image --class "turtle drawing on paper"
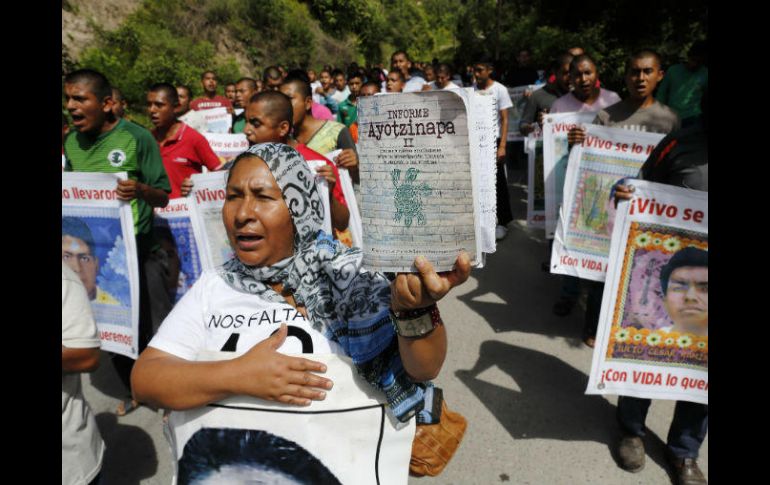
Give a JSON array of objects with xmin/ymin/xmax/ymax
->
[{"xmin": 391, "ymin": 167, "xmax": 433, "ymax": 228}]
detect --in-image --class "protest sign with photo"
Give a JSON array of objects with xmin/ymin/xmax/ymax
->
[
  {"xmin": 542, "ymin": 112, "xmax": 596, "ymax": 239},
  {"xmin": 188, "ymin": 171, "xmax": 232, "ymax": 270},
  {"xmin": 165, "ymin": 351, "xmax": 414, "ymax": 485},
  {"xmin": 525, "ymin": 134, "xmax": 545, "ymax": 228},
  {"xmin": 586, "ymin": 181, "xmax": 707, "ymax": 404},
  {"xmin": 62, "ymin": 172, "xmax": 140, "ymax": 358},
  {"xmin": 551, "ymin": 125, "xmax": 664, "ymax": 281},
  {"xmin": 202, "ymin": 107, "xmax": 233, "ymax": 134},
  {"xmin": 506, "ymin": 84, "xmax": 543, "ymax": 142},
  {"xmin": 358, "ymin": 90, "xmax": 494, "ymax": 272},
  {"xmin": 154, "ymin": 199, "xmax": 203, "ymax": 302},
  {"xmin": 203, "ymin": 132, "xmax": 249, "ymax": 164}
]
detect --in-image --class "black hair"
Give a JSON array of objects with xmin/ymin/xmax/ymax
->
[
  {"xmin": 347, "ymin": 71, "xmax": 363, "ymax": 81},
  {"xmin": 283, "ymin": 74, "xmax": 312, "ymax": 99},
  {"xmin": 286, "ymin": 69, "xmax": 310, "ymax": 84},
  {"xmin": 361, "ymin": 80, "xmax": 381, "ymax": 92},
  {"xmin": 64, "ymin": 69, "xmax": 112, "ymax": 102},
  {"xmin": 248, "ymin": 91, "xmax": 294, "ymax": 130},
  {"xmin": 235, "ymin": 77, "xmax": 258, "ymax": 91},
  {"xmin": 388, "ymin": 70, "xmax": 406, "ymax": 83},
  {"xmin": 391, "ymin": 50, "xmax": 410, "ymax": 62},
  {"xmin": 569, "ymin": 54, "xmax": 597, "ymax": 73},
  {"xmin": 436, "ymin": 63, "xmax": 453, "ymax": 76},
  {"xmin": 111, "ymin": 87, "xmax": 125, "ymax": 103},
  {"xmin": 263, "ymin": 66, "xmax": 282, "ymax": 82},
  {"xmin": 474, "ymin": 59, "xmax": 495, "ymax": 69},
  {"xmin": 627, "ymin": 49, "xmax": 662, "ymax": 71},
  {"xmin": 149, "ymin": 82, "xmax": 180, "ymax": 106},
  {"xmin": 659, "ymin": 247, "xmax": 708, "ymax": 295},
  {"xmin": 200, "ymin": 70, "xmax": 217, "ymax": 80},
  {"xmin": 176, "ymin": 84, "xmax": 192, "ymax": 97},
  {"xmin": 62, "ymin": 217, "xmax": 95, "ymax": 253},
  {"xmin": 331, "ymin": 68, "xmax": 345, "ymax": 79},
  {"xmin": 177, "ymin": 428, "xmax": 341, "ymax": 485},
  {"xmin": 552, "ymin": 53, "xmax": 574, "ymax": 73}
]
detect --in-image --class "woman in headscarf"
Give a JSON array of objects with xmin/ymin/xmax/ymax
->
[{"xmin": 131, "ymin": 143, "xmax": 469, "ymax": 463}]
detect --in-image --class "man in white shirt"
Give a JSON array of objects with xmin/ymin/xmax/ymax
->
[
  {"xmin": 474, "ymin": 60, "xmax": 514, "ymax": 240},
  {"xmin": 391, "ymin": 50, "xmax": 427, "ymax": 93},
  {"xmin": 426, "ymin": 64, "xmax": 462, "ymax": 91},
  {"xmin": 62, "ymin": 263, "xmax": 105, "ymax": 485}
]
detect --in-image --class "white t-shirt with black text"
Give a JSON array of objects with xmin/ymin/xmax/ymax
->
[{"xmin": 149, "ymin": 270, "xmax": 344, "ymax": 358}]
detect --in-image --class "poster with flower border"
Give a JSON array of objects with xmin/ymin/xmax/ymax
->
[
  {"xmin": 586, "ymin": 180, "xmax": 707, "ymax": 404},
  {"xmin": 551, "ymin": 125, "xmax": 664, "ymax": 281},
  {"xmin": 62, "ymin": 172, "xmax": 140, "ymax": 359}
]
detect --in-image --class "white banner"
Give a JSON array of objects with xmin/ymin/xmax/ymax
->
[
  {"xmin": 154, "ymin": 199, "xmax": 203, "ymax": 302},
  {"xmin": 357, "ymin": 91, "xmax": 483, "ymax": 272},
  {"xmin": 202, "ymin": 107, "xmax": 233, "ymax": 134},
  {"xmin": 325, "ymin": 149, "xmax": 364, "ymax": 249},
  {"xmin": 62, "ymin": 172, "xmax": 140, "ymax": 358},
  {"xmin": 459, "ymin": 88, "xmax": 498, "ymax": 256},
  {"xmin": 551, "ymin": 125, "xmax": 664, "ymax": 281},
  {"xmin": 165, "ymin": 353, "xmax": 414, "ymax": 485},
  {"xmin": 586, "ymin": 181, "xmax": 708, "ymax": 404},
  {"xmin": 188, "ymin": 171, "xmax": 232, "ymax": 271},
  {"xmin": 525, "ymin": 134, "xmax": 545, "ymax": 228},
  {"xmin": 542, "ymin": 112, "xmax": 596, "ymax": 238},
  {"xmin": 203, "ymin": 132, "xmax": 249, "ymax": 164}
]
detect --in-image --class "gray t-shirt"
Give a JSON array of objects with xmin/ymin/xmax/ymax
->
[
  {"xmin": 62, "ymin": 264, "xmax": 104, "ymax": 485},
  {"xmin": 594, "ymin": 100, "xmax": 680, "ymax": 134}
]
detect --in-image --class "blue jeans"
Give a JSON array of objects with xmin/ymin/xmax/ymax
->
[{"xmin": 617, "ymin": 396, "xmax": 708, "ymax": 458}]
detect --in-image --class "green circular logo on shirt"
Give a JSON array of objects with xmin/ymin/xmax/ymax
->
[{"xmin": 108, "ymin": 149, "xmax": 127, "ymax": 167}]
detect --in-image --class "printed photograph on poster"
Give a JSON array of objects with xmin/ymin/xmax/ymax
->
[
  {"xmin": 551, "ymin": 125, "xmax": 665, "ymax": 281},
  {"xmin": 166, "ymin": 353, "xmax": 414, "ymax": 485},
  {"xmin": 62, "ymin": 213, "xmax": 130, "ymax": 313},
  {"xmin": 63, "ymin": 171, "xmax": 140, "ymax": 358},
  {"xmin": 526, "ymin": 135, "xmax": 545, "ymax": 228},
  {"xmin": 177, "ymin": 428, "xmax": 341, "ymax": 484},
  {"xmin": 202, "ymin": 107, "xmax": 233, "ymax": 134},
  {"xmin": 506, "ymin": 84, "xmax": 543, "ymax": 142},
  {"xmin": 542, "ymin": 112, "xmax": 596, "ymax": 239},
  {"xmin": 564, "ymin": 158, "xmax": 620, "ymax": 255},
  {"xmin": 188, "ymin": 171, "xmax": 234, "ymax": 270},
  {"xmin": 586, "ymin": 180, "xmax": 708, "ymax": 404},
  {"xmin": 154, "ymin": 200, "xmax": 203, "ymax": 302},
  {"xmin": 606, "ymin": 222, "xmax": 708, "ymax": 370}
]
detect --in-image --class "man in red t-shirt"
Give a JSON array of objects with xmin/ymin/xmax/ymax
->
[
  {"xmin": 147, "ymin": 83, "xmax": 223, "ymax": 199},
  {"xmin": 240, "ymin": 90, "xmax": 350, "ymax": 234},
  {"xmin": 190, "ymin": 71, "xmax": 234, "ymax": 113}
]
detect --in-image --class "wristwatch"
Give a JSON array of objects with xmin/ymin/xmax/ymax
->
[{"xmin": 390, "ymin": 305, "xmax": 442, "ymax": 338}]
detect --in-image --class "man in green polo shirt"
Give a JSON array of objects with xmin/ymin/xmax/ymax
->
[
  {"xmin": 232, "ymin": 77, "xmax": 259, "ymax": 134},
  {"xmin": 336, "ymin": 71, "xmax": 362, "ymax": 128},
  {"xmin": 64, "ymin": 68, "xmax": 172, "ymax": 416}
]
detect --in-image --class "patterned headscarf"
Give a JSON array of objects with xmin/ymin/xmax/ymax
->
[{"xmin": 219, "ymin": 143, "xmax": 431, "ymax": 423}]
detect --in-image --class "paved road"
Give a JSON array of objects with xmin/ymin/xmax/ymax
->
[{"xmin": 81, "ymin": 167, "xmax": 707, "ymax": 484}]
